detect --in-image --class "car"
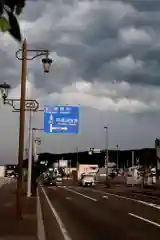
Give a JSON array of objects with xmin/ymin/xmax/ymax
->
[
  {"xmin": 55, "ymin": 175, "xmax": 63, "ymax": 185},
  {"xmin": 79, "ymin": 174, "xmax": 95, "ymax": 187},
  {"xmin": 43, "ymin": 178, "xmax": 57, "ymax": 186},
  {"xmin": 56, "ymin": 176, "xmax": 62, "ymax": 182}
]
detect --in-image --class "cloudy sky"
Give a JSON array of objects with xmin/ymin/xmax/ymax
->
[{"xmin": 1, "ymin": 0, "xmax": 160, "ymax": 164}]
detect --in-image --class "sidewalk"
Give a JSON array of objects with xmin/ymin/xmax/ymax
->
[{"xmin": 0, "ymin": 180, "xmax": 37, "ymax": 240}]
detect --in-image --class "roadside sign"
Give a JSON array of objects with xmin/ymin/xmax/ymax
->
[
  {"xmin": 44, "ymin": 105, "xmax": 79, "ymax": 134},
  {"xmin": 88, "ymin": 148, "xmax": 101, "ymax": 154}
]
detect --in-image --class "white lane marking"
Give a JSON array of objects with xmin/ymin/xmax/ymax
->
[
  {"xmin": 128, "ymin": 213, "xmax": 160, "ymax": 228},
  {"xmin": 102, "ymin": 195, "xmax": 108, "ymax": 199},
  {"xmin": 41, "ymin": 187, "xmax": 72, "ymax": 240},
  {"xmin": 66, "ymin": 197, "xmax": 71, "ymax": 200},
  {"xmin": 37, "ymin": 188, "xmax": 46, "ymax": 240},
  {"xmin": 92, "ymin": 189, "xmax": 160, "ymax": 210},
  {"xmin": 60, "ymin": 187, "xmax": 97, "ymax": 202},
  {"xmin": 137, "ymin": 200, "xmax": 160, "ymax": 210}
]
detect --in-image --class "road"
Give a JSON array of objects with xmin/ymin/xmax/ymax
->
[
  {"xmin": 0, "ymin": 177, "xmax": 11, "ymax": 187},
  {"xmin": 39, "ymin": 185, "xmax": 160, "ymax": 240}
]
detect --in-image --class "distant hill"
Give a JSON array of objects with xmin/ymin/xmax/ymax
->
[{"xmin": 35, "ymin": 148, "xmax": 156, "ymax": 168}]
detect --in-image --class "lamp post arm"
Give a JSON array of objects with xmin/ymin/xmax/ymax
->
[{"xmin": 16, "ymin": 49, "xmax": 50, "ymax": 61}]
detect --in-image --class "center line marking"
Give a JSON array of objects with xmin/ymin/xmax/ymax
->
[
  {"xmin": 128, "ymin": 213, "xmax": 160, "ymax": 228},
  {"xmin": 66, "ymin": 197, "xmax": 71, "ymax": 200},
  {"xmin": 60, "ymin": 187, "xmax": 97, "ymax": 202},
  {"xmin": 102, "ymin": 195, "xmax": 108, "ymax": 199},
  {"xmin": 92, "ymin": 189, "xmax": 160, "ymax": 210}
]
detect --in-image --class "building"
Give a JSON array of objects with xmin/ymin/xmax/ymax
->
[{"xmin": 5, "ymin": 164, "xmax": 16, "ymax": 177}]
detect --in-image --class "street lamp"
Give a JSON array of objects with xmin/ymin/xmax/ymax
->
[
  {"xmin": 104, "ymin": 126, "xmax": 109, "ymax": 187},
  {"xmin": 0, "ymin": 82, "xmax": 40, "ymax": 111},
  {"xmin": 42, "ymin": 57, "xmax": 52, "ymax": 73},
  {"xmin": 0, "ymin": 82, "xmax": 11, "ymax": 101},
  {"xmin": 0, "ymin": 39, "xmax": 52, "ymax": 220}
]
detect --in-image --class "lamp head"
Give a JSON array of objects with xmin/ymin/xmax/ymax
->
[
  {"xmin": 42, "ymin": 56, "xmax": 52, "ymax": 73},
  {"xmin": 0, "ymin": 82, "xmax": 11, "ymax": 99}
]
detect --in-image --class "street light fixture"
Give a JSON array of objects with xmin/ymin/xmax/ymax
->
[
  {"xmin": 42, "ymin": 57, "xmax": 52, "ymax": 73},
  {"xmin": 0, "ymin": 39, "xmax": 52, "ymax": 220},
  {"xmin": 0, "ymin": 82, "xmax": 40, "ymax": 111},
  {"xmin": 0, "ymin": 82, "xmax": 11, "ymax": 101},
  {"xmin": 16, "ymin": 48, "xmax": 53, "ymax": 73}
]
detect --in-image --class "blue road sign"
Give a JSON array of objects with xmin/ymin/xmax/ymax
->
[{"xmin": 44, "ymin": 105, "xmax": 79, "ymax": 134}]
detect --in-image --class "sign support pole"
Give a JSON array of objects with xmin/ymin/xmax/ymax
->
[{"xmin": 27, "ymin": 110, "xmax": 33, "ymax": 197}]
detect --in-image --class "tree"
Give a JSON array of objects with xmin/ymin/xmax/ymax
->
[{"xmin": 0, "ymin": 0, "xmax": 26, "ymax": 42}]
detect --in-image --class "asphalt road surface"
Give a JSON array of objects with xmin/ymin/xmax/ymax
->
[{"xmin": 39, "ymin": 185, "xmax": 160, "ymax": 240}]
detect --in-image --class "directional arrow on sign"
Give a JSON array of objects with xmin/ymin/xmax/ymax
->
[
  {"xmin": 50, "ymin": 126, "xmax": 68, "ymax": 131},
  {"xmin": 61, "ymin": 127, "xmax": 68, "ymax": 131}
]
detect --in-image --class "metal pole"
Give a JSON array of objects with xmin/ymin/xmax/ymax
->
[
  {"xmin": 27, "ymin": 110, "xmax": 33, "ymax": 197},
  {"xmin": 33, "ymin": 131, "xmax": 36, "ymax": 162},
  {"xmin": 116, "ymin": 144, "xmax": 119, "ymax": 169},
  {"xmin": 17, "ymin": 39, "xmax": 27, "ymax": 220},
  {"xmin": 69, "ymin": 160, "xmax": 71, "ymax": 175},
  {"xmin": 132, "ymin": 151, "xmax": 134, "ymax": 187},
  {"xmin": 104, "ymin": 126, "xmax": 109, "ymax": 185},
  {"xmin": 33, "ymin": 131, "xmax": 39, "ymax": 162},
  {"xmin": 76, "ymin": 147, "xmax": 79, "ymax": 170},
  {"xmin": 126, "ymin": 159, "xmax": 128, "ymax": 168},
  {"xmin": 132, "ymin": 151, "xmax": 134, "ymax": 167}
]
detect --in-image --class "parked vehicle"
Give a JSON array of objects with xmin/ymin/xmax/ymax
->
[
  {"xmin": 43, "ymin": 177, "xmax": 57, "ymax": 186},
  {"xmin": 79, "ymin": 174, "xmax": 95, "ymax": 187},
  {"xmin": 56, "ymin": 175, "xmax": 63, "ymax": 185}
]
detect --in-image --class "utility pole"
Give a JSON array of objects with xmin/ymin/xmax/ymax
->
[
  {"xmin": 116, "ymin": 144, "xmax": 119, "ymax": 169},
  {"xmin": 76, "ymin": 147, "xmax": 79, "ymax": 170},
  {"xmin": 104, "ymin": 126, "xmax": 109, "ymax": 186},
  {"xmin": 27, "ymin": 110, "xmax": 33, "ymax": 197},
  {"xmin": 132, "ymin": 151, "xmax": 134, "ymax": 167},
  {"xmin": 17, "ymin": 39, "xmax": 27, "ymax": 220},
  {"xmin": 132, "ymin": 151, "xmax": 134, "ymax": 187}
]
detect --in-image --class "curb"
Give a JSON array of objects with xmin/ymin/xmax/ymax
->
[{"xmin": 37, "ymin": 187, "xmax": 46, "ymax": 240}]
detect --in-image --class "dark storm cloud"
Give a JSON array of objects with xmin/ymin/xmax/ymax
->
[
  {"xmin": 123, "ymin": 12, "xmax": 160, "ymax": 29},
  {"xmin": 125, "ymin": 72, "xmax": 160, "ymax": 86},
  {"xmin": 0, "ymin": 48, "xmax": 20, "ymax": 88},
  {"xmin": 120, "ymin": 0, "xmax": 160, "ymax": 12},
  {"xmin": 20, "ymin": 1, "xmax": 46, "ymax": 22},
  {"xmin": 5, "ymin": 0, "xmax": 160, "ymax": 91},
  {"xmin": 3, "ymin": 0, "xmax": 160, "ymax": 164}
]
